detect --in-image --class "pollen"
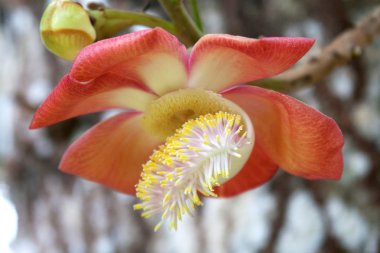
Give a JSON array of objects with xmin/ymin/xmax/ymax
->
[{"xmin": 134, "ymin": 112, "xmax": 253, "ymax": 231}]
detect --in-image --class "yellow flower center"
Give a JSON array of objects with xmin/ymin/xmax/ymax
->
[
  {"xmin": 135, "ymin": 111, "xmax": 254, "ymax": 231},
  {"xmin": 142, "ymin": 88, "xmax": 242, "ymax": 139}
]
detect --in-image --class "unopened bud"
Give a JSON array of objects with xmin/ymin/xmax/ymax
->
[{"xmin": 40, "ymin": 0, "xmax": 96, "ymax": 60}]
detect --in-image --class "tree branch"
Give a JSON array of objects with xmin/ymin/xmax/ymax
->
[{"xmin": 253, "ymin": 5, "xmax": 380, "ymax": 92}]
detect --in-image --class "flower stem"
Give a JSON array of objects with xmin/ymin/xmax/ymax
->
[
  {"xmin": 88, "ymin": 8, "xmax": 177, "ymax": 40},
  {"xmin": 189, "ymin": 0, "xmax": 204, "ymax": 32},
  {"xmin": 158, "ymin": 0, "xmax": 203, "ymax": 47}
]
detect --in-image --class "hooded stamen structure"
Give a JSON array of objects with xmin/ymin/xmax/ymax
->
[{"xmin": 134, "ymin": 112, "xmax": 252, "ymax": 231}]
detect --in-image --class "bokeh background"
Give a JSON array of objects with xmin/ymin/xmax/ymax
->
[{"xmin": 0, "ymin": 0, "xmax": 380, "ymax": 252}]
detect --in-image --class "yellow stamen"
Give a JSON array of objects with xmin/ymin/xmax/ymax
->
[{"xmin": 134, "ymin": 112, "xmax": 253, "ymax": 231}]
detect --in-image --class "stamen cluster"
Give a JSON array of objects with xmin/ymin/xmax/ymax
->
[{"xmin": 134, "ymin": 112, "xmax": 251, "ymax": 231}]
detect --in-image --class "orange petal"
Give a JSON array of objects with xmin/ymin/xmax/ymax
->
[
  {"xmin": 30, "ymin": 74, "xmax": 157, "ymax": 128},
  {"xmin": 223, "ymin": 85, "xmax": 344, "ymax": 180},
  {"xmin": 188, "ymin": 35, "xmax": 314, "ymax": 92},
  {"xmin": 59, "ymin": 112, "xmax": 162, "ymax": 194},
  {"xmin": 215, "ymin": 143, "xmax": 278, "ymax": 197},
  {"xmin": 70, "ymin": 28, "xmax": 188, "ymax": 95}
]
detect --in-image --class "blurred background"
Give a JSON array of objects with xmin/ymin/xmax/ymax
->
[{"xmin": 0, "ymin": 0, "xmax": 380, "ymax": 252}]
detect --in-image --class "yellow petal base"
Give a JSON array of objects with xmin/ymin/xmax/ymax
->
[{"xmin": 142, "ymin": 88, "xmax": 246, "ymax": 140}]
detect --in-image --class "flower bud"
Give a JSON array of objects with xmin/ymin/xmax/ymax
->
[{"xmin": 40, "ymin": 0, "xmax": 96, "ymax": 60}]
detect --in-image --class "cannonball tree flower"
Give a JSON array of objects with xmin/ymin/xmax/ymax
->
[{"xmin": 30, "ymin": 28, "xmax": 344, "ymax": 231}]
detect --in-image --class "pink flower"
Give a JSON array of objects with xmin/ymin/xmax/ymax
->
[{"xmin": 30, "ymin": 28, "xmax": 343, "ymax": 229}]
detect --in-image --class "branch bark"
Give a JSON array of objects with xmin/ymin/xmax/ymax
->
[{"xmin": 254, "ymin": 5, "xmax": 380, "ymax": 92}]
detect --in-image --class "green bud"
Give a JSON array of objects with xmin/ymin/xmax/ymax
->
[{"xmin": 40, "ymin": 0, "xmax": 96, "ymax": 60}]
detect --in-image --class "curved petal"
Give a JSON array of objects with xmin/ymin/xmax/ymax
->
[
  {"xmin": 60, "ymin": 112, "xmax": 162, "ymax": 194},
  {"xmin": 215, "ymin": 143, "xmax": 278, "ymax": 197},
  {"xmin": 70, "ymin": 28, "xmax": 188, "ymax": 95},
  {"xmin": 188, "ymin": 35, "xmax": 314, "ymax": 92},
  {"xmin": 223, "ymin": 85, "xmax": 344, "ymax": 180},
  {"xmin": 30, "ymin": 74, "xmax": 157, "ymax": 129}
]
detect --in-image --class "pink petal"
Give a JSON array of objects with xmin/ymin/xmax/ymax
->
[
  {"xmin": 188, "ymin": 35, "xmax": 314, "ymax": 92},
  {"xmin": 223, "ymin": 85, "xmax": 344, "ymax": 180},
  {"xmin": 30, "ymin": 74, "xmax": 157, "ymax": 129},
  {"xmin": 215, "ymin": 143, "xmax": 278, "ymax": 197},
  {"xmin": 70, "ymin": 28, "xmax": 188, "ymax": 95},
  {"xmin": 60, "ymin": 112, "xmax": 162, "ymax": 194}
]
